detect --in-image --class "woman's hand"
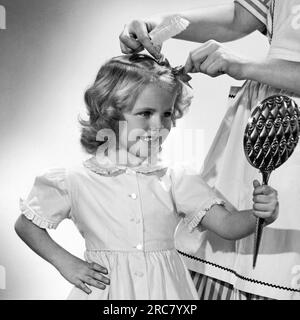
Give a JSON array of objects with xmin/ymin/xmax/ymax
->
[
  {"xmin": 252, "ymin": 180, "xmax": 279, "ymax": 225},
  {"xmin": 184, "ymin": 40, "xmax": 249, "ymax": 80},
  {"xmin": 119, "ymin": 19, "xmax": 162, "ymax": 59},
  {"xmin": 57, "ymin": 255, "xmax": 110, "ymax": 294}
]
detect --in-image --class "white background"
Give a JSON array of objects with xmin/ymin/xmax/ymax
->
[{"xmin": 0, "ymin": 0, "xmax": 268, "ymax": 299}]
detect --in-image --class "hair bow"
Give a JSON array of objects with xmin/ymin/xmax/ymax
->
[
  {"xmin": 171, "ymin": 65, "xmax": 192, "ymax": 88},
  {"xmin": 157, "ymin": 55, "xmax": 192, "ymax": 88}
]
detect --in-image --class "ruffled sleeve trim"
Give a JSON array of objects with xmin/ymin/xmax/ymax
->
[
  {"xmin": 185, "ymin": 198, "xmax": 226, "ymax": 232},
  {"xmin": 19, "ymin": 198, "xmax": 59, "ymax": 229}
]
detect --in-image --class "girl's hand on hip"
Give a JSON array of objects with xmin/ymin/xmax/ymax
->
[
  {"xmin": 58, "ymin": 255, "xmax": 110, "ymax": 294},
  {"xmin": 184, "ymin": 40, "xmax": 248, "ymax": 80},
  {"xmin": 119, "ymin": 19, "xmax": 161, "ymax": 59},
  {"xmin": 252, "ymin": 180, "xmax": 279, "ymax": 225}
]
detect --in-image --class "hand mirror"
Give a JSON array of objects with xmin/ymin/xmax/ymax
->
[{"xmin": 244, "ymin": 95, "xmax": 300, "ymax": 268}]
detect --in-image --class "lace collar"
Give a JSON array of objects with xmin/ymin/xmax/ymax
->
[{"xmin": 83, "ymin": 155, "xmax": 168, "ymax": 176}]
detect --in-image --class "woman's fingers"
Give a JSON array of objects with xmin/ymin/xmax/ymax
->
[
  {"xmin": 184, "ymin": 44, "xmax": 208, "ymax": 73},
  {"xmin": 195, "ymin": 45, "xmax": 221, "ymax": 72},
  {"xmin": 206, "ymin": 59, "xmax": 226, "ymax": 77},
  {"xmin": 184, "ymin": 40, "xmax": 220, "ymax": 73},
  {"xmin": 119, "ymin": 20, "xmax": 161, "ymax": 58},
  {"xmin": 119, "ymin": 27, "xmax": 142, "ymax": 52},
  {"xmin": 134, "ymin": 21, "xmax": 161, "ymax": 58},
  {"xmin": 120, "ymin": 39, "xmax": 135, "ymax": 54},
  {"xmin": 184, "ymin": 49, "xmax": 206, "ymax": 73},
  {"xmin": 199, "ymin": 51, "xmax": 217, "ymax": 73},
  {"xmin": 184, "ymin": 40, "xmax": 246, "ymax": 79},
  {"xmin": 184, "ymin": 53, "xmax": 194, "ymax": 73}
]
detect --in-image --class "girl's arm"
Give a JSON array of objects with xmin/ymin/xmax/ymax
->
[
  {"xmin": 201, "ymin": 207, "xmax": 258, "ymax": 240},
  {"xmin": 200, "ymin": 180, "xmax": 279, "ymax": 240},
  {"xmin": 14, "ymin": 215, "xmax": 110, "ymax": 294},
  {"xmin": 119, "ymin": 3, "xmax": 263, "ymax": 58}
]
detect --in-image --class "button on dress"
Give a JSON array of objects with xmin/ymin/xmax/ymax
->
[{"xmin": 19, "ymin": 156, "xmax": 224, "ymax": 300}]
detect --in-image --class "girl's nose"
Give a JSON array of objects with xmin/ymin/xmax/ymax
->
[{"xmin": 150, "ymin": 114, "xmax": 163, "ymax": 130}]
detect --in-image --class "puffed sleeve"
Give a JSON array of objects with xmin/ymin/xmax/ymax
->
[
  {"xmin": 170, "ymin": 165, "xmax": 225, "ymax": 232},
  {"xmin": 19, "ymin": 168, "xmax": 71, "ymax": 229},
  {"xmin": 268, "ymin": 2, "xmax": 300, "ymax": 62},
  {"xmin": 234, "ymin": 0, "xmax": 271, "ymax": 31}
]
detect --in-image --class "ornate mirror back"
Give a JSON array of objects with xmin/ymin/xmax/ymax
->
[
  {"xmin": 244, "ymin": 95, "xmax": 300, "ymax": 184},
  {"xmin": 244, "ymin": 95, "xmax": 300, "ymax": 268}
]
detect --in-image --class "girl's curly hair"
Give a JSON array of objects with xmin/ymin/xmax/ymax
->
[{"xmin": 79, "ymin": 53, "xmax": 193, "ymax": 154}]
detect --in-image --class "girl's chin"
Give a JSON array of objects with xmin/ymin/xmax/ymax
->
[{"xmin": 128, "ymin": 145, "xmax": 162, "ymax": 160}]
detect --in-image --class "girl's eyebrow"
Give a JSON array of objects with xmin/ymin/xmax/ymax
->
[
  {"xmin": 134, "ymin": 107, "xmax": 173, "ymax": 113},
  {"xmin": 134, "ymin": 107, "xmax": 156, "ymax": 113}
]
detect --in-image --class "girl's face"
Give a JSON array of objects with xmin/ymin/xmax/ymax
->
[{"xmin": 119, "ymin": 83, "xmax": 177, "ymax": 161}]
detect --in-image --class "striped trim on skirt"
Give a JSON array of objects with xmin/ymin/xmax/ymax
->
[{"xmin": 189, "ymin": 271, "xmax": 274, "ymax": 300}]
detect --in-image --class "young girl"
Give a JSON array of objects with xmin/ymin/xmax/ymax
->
[
  {"xmin": 119, "ymin": 0, "xmax": 300, "ymax": 300},
  {"xmin": 15, "ymin": 54, "xmax": 279, "ymax": 300}
]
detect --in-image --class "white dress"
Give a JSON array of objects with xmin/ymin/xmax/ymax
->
[{"xmin": 19, "ymin": 156, "xmax": 224, "ymax": 300}]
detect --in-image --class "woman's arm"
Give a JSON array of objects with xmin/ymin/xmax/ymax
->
[
  {"xmin": 184, "ymin": 40, "xmax": 300, "ymax": 95},
  {"xmin": 172, "ymin": 2, "xmax": 264, "ymax": 43},
  {"xmin": 14, "ymin": 215, "xmax": 110, "ymax": 294},
  {"xmin": 244, "ymin": 59, "xmax": 300, "ymax": 95},
  {"xmin": 200, "ymin": 180, "xmax": 279, "ymax": 240},
  {"xmin": 119, "ymin": 3, "xmax": 264, "ymax": 58}
]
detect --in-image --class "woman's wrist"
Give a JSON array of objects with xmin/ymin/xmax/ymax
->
[
  {"xmin": 240, "ymin": 59, "xmax": 260, "ymax": 81},
  {"xmin": 240, "ymin": 59, "xmax": 281, "ymax": 84}
]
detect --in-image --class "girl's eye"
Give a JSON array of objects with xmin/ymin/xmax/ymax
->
[
  {"xmin": 138, "ymin": 111, "xmax": 152, "ymax": 118},
  {"xmin": 164, "ymin": 112, "xmax": 172, "ymax": 118}
]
